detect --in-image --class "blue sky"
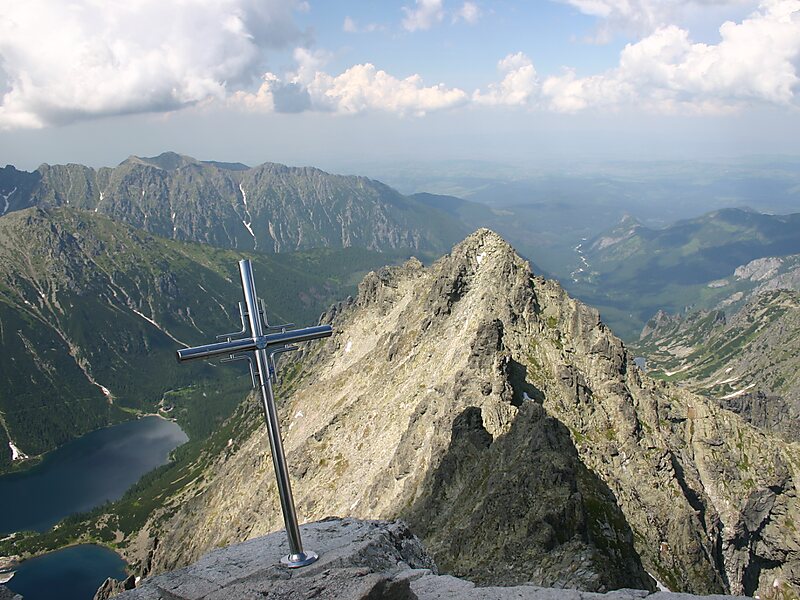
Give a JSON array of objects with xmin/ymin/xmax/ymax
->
[
  {"xmin": 0, "ymin": 0, "xmax": 798, "ymax": 171},
  {"xmin": 293, "ymin": 2, "xmax": 615, "ymax": 82}
]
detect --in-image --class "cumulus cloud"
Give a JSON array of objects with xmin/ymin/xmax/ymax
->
[
  {"xmin": 306, "ymin": 66, "xmax": 468, "ymax": 115},
  {"xmin": 546, "ymin": 0, "xmax": 800, "ymax": 112},
  {"xmin": 236, "ymin": 0, "xmax": 797, "ymax": 117},
  {"xmin": 402, "ymin": 0, "xmax": 445, "ymax": 31},
  {"xmin": 0, "ymin": 0, "xmax": 305, "ymax": 129},
  {"xmin": 232, "ymin": 48, "xmax": 468, "ymax": 116},
  {"xmin": 473, "ymin": 53, "xmax": 539, "ymax": 105},
  {"xmin": 479, "ymin": 0, "xmax": 800, "ymax": 113},
  {"xmin": 561, "ymin": 0, "xmax": 663, "ymax": 33},
  {"xmin": 2, "ymin": 0, "xmax": 796, "ymax": 127}
]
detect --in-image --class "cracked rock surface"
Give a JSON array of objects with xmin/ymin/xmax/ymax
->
[{"xmin": 112, "ymin": 519, "xmax": 740, "ymax": 600}]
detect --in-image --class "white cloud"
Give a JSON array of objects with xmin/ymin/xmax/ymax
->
[
  {"xmin": 342, "ymin": 16, "xmax": 385, "ymax": 33},
  {"xmin": 541, "ymin": 69, "xmax": 636, "ymax": 111},
  {"xmin": 2, "ymin": 0, "xmax": 795, "ymax": 128},
  {"xmin": 233, "ymin": 48, "xmax": 468, "ymax": 116},
  {"xmin": 544, "ymin": 0, "xmax": 800, "ymax": 112},
  {"xmin": 230, "ymin": 74, "xmax": 279, "ymax": 113},
  {"xmin": 478, "ymin": 0, "xmax": 800, "ymax": 113},
  {"xmin": 307, "ymin": 66, "xmax": 468, "ymax": 116},
  {"xmin": 561, "ymin": 0, "xmax": 661, "ymax": 31},
  {"xmin": 454, "ymin": 2, "xmax": 482, "ymax": 24},
  {"xmin": 0, "ymin": 0, "xmax": 305, "ymax": 129},
  {"xmin": 402, "ymin": 0, "xmax": 445, "ymax": 31},
  {"xmin": 237, "ymin": 0, "xmax": 799, "ymax": 118},
  {"xmin": 473, "ymin": 53, "xmax": 539, "ymax": 106}
]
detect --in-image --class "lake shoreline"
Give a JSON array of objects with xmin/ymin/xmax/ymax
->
[
  {"xmin": 0, "ymin": 416, "xmax": 187, "ymax": 564},
  {"xmin": 0, "ymin": 415, "xmax": 188, "ymax": 599},
  {"xmin": 5, "ymin": 544, "xmax": 129, "ymax": 600},
  {"xmin": 1, "ymin": 538, "xmax": 129, "ymax": 577},
  {"xmin": 2, "ymin": 409, "xmax": 182, "ymax": 478}
]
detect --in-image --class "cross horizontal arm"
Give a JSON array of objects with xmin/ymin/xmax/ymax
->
[
  {"xmin": 176, "ymin": 336, "xmax": 257, "ymax": 362},
  {"xmin": 263, "ymin": 325, "xmax": 333, "ymax": 348},
  {"xmin": 176, "ymin": 324, "xmax": 332, "ymax": 363}
]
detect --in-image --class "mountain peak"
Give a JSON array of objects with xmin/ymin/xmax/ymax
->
[
  {"xmin": 453, "ymin": 228, "xmax": 520, "ymax": 264},
  {"xmin": 123, "ymin": 152, "xmax": 199, "ymax": 171},
  {"xmin": 459, "ymin": 227, "xmax": 509, "ymax": 247}
]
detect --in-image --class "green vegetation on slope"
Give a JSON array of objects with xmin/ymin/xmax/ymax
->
[
  {"xmin": 632, "ymin": 289, "xmax": 800, "ymax": 440},
  {"xmin": 566, "ymin": 209, "xmax": 800, "ymax": 339},
  {"xmin": 0, "ymin": 206, "xmax": 413, "ymax": 472}
]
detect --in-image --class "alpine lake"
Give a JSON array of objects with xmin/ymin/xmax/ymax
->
[{"xmin": 1, "ymin": 416, "xmax": 188, "ymax": 600}]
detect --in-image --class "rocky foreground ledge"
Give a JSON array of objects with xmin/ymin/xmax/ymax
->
[{"xmin": 105, "ymin": 518, "xmax": 740, "ymax": 600}]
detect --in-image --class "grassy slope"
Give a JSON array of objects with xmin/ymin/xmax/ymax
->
[{"xmin": 0, "ymin": 207, "xmax": 414, "ymax": 472}]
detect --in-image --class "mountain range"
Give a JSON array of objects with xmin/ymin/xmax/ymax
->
[
  {"xmin": 1, "ymin": 155, "xmax": 799, "ymax": 600},
  {"xmin": 6, "ymin": 153, "xmax": 800, "ymax": 344},
  {"xmin": 0, "ymin": 152, "xmax": 468, "ymax": 257},
  {"xmin": 567, "ymin": 209, "xmax": 800, "ymax": 338}
]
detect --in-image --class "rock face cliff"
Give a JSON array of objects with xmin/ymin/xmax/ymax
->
[{"xmin": 128, "ymin": 230, "xmax": 800, "ymax": 598}]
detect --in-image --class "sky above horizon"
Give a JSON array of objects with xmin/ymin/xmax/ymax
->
[{"xmin": 0, "ymin": 0, "xmax": 798, "ymax": 172}]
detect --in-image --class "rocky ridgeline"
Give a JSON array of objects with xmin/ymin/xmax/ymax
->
[
  {"xmin": 734, "ymin": 255, "xmax": 800, "ymax": 294},
  {"xmin": 636, "ymin": 289, "xmax": 800, "ymax": 441},
  {"xmin": 123, "ymin": 230, "xmax": 800, "ymax": 598},
  {"xmin": 0, "ymin": 153, "xmax": 465, "ymax": 255},
  {"xmin": 99, "ymin": 518, "xmax": 745, "ymax": 600}
]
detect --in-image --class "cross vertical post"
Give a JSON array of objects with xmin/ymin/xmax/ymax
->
[{"xmin": 176, "ymin": 259, "xmax": 332, "ymax": 568}]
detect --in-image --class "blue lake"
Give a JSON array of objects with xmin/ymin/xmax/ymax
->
[
  {"xmin": 0, "ymin": 416, "xmax": 187, "ymax": 599},
  {"xmin": 0, "ymin": 416, "xmax": 187, "ymax": 534},
  {"xmin": 6, "ymin": 544, "xmax": 127, "ymax": 600}
]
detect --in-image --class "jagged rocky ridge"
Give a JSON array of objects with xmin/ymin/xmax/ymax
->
[
  {"xmin": 635, "ymin": 289, "xmax": 800, "ymax": 441},
  {"xmin": 0, "ymin": 153, "xmax": 467, "ymax": 255},
  {"xmin": 123, "ymin": 229, "xmax": 800, "ymax": 598}
]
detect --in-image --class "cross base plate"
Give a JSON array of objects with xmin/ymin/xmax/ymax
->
[{"xmin": 281, "ymin": 550, "xmax": 319, "ymax": 568}]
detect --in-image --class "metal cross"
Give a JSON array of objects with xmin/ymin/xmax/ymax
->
[{"xmin": 176, "ymin": 259, "xmax": 332, "ymax": 568}]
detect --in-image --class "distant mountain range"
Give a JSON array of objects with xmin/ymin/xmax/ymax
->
[
  {"xmin": 0, "ymin": 152, "xmax": 469, "ymax": 257},
  {"xmin": 567, "ymin": 209, "xmax": 800, "ymax": 338},
  {"xmin": 8, "ymin": 153, "xmax": 799, "ymax": 344}
]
